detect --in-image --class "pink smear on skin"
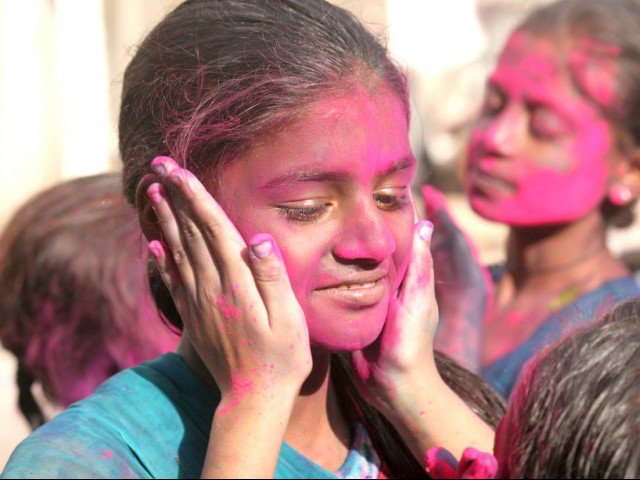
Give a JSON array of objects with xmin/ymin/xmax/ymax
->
[
  {"xmin": 216, "ymin": 365, "xmax": 275, "ymax": 415},
  {"xmin": 216, "ymin": 295, "xmax": 242, "ymax": 332},
  {"xmin": 216, "ymin": 374, "xmax": 255, "ymax": 415},
  {"xmin": 466, "ymin": 32, "xmax": 614, "ymax": 226},
  {"xmin": 100, "ymin": 450, "xmax": 113, "ymax": 460},
  {"xmin": 217, "ymin": 295, "xmax": 241, "ymax": 321}
]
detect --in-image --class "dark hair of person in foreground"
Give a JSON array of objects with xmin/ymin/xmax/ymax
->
[{"xmin": 496, "ymin": 298, "xmax": 640, "ymax": 478}]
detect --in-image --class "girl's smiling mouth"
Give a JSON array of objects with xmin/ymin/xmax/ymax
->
[{"xmin": 313, "ymin": 275, "xmax": 388, "ymax": 309}]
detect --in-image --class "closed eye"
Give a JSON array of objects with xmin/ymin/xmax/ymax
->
[
  {"xmin": 374, "ymin": 188, "xmax": 410, "ymax": 212},
  {"xmin": 276, "ymin": 203, "xmax": 328, "ymax": 223}
]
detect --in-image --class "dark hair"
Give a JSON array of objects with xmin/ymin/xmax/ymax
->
[
  {"xmin": 497, "ymin": 298, "xmax": 640, "ymax": 478},
  {"xmin": 433, "ymin": 351, "xmax": 506, "ymax": 428},
  {"xmin": 119, "ymin": 0, "xmax": 408, "ymax": 207},
  {"xmin": 117, "ymin": 0, "xmax": 430, "ymax": 475},
  {"xmin": 0, "ymin": 174, "xmax": 177, "ymax": 428}
]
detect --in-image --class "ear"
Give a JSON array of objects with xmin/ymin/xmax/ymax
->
[
  {"xmin": 608, "ymin": 147, "xmax": 640, "ymax": 206},
  {"xmin": 136, "ymin": 173, "xmax": 164, "ymax": 243}
]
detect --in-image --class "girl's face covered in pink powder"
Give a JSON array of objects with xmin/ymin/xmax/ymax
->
[
  {"xmin": 465, "ymin": 32, "xmax": 621, "ymax": 226},
  {"xmin": 214, "ymin": 89, "xmax": 416, "ymax": 352}
]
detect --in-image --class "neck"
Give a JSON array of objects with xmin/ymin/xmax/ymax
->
[
  {"xmin": 176, "ymin": 337, "xmax": 351, "ymax": 470},
  {"xmin": 505, "ymin": 210, "xmax": 626, "ymax": 288}
]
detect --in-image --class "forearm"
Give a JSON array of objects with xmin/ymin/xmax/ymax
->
[
  {"xmin": 201, "ymin": 393, "xmax": 297, "ymax": 479},
  {"xmin": 385, "ymin": 365, "xmax": 495, "ymax": 466}
]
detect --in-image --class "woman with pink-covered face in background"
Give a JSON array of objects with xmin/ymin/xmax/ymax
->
[{"xmin": 432, "ymin": 0, "xmax": 640, "ymax": 399}]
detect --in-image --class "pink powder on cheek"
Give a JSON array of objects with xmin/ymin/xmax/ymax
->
[
  {"xmin": 469, "ymin": 163, "xmax": 608, "ymax": 225},
  {"xmin": 467, "ymin": 37, "xmax": 614, "ymax": 225}
]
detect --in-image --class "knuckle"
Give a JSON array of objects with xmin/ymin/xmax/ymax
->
[
  {"xmin": 202, "ymin": 219, "xmax": 225, "ymax": 243},
  {"xmin": 198, "ymin": 287, "xmax": 219, "ymax": 308},
  {"xmin": 253, "ymin": 260, "xmax": 282, "ymax": 284},
  {"xmin": 179, "ymin": 218, "xmax": 201, "ymax": 242},
  {"xmin": 171, "ymin": 246, "xmax": 189, "ymax": 266}
]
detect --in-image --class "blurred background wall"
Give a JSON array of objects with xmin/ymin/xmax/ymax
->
[{"xmin": 3, "ymin": 0, "xmax": 637, "ymax": 470}]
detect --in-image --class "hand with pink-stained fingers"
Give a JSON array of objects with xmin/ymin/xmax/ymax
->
[
  {"xmin": 140, "ymin": 157, "xmax": 312, "ymax": 477},
  {"xmin": 350, "ymin": 220, "xmax": 439, "ymax": 419},
  {"xmin": 349, "ymin": 219, "xmax": 496, "ymax": 462},
  {"xmin": 143, "ymin": 157, "xmax": 312, "ymax": 404},
  {"xmin": 422, "ymin": 185, "xmax": 494, "ymax": 372}
]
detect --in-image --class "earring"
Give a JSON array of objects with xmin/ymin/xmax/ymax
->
[{"xmin": 609, "ymin": 184, "xmax": 633, "ymax": 205}]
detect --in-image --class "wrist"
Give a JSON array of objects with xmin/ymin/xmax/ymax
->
[
  {"xmin": 217, "ymin": 379, "xmax": 299, "ymax": 416},
  {"xmin": 383, "ymin": 361, "xmax": 446, "ymax": 422}
]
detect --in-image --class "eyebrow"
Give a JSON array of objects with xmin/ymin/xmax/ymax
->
[{"xmin": 261, "ymin": 155, "xmax": 416, "ymax": 191}]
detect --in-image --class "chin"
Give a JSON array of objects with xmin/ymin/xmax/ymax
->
[
  {"xmin": 303, "ymin": 289, "xmax": 392, "ymax": 352},
  {"xmin": 307, "ymin": 307, "xmax": 387, "ymax": 353}
]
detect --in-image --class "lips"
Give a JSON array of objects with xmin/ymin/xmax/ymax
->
[
  {"xmin": 313, "ymin": 274, "xmax": 389, "ymax": 309},
  {"xmin": 469, "ymin": 167, "xmax": 513, "ymax": 191},
  {"xmin": 467, "ymin": 155, "xmax": 517, "ymax": 195}
]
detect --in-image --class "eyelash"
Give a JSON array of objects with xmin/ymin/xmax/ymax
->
[
  {"xmin": 375, "ymin": 192, "xmax": 409, "ymax": 211},
  {"xmin": 276, "ymin": 192, "xmax": 409, "ymax": 223},
  {"xmin": 277, "ymin": 204, "xmax": 327, "ymax": 223}
]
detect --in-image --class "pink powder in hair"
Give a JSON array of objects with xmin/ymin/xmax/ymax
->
[{"xmin": 568, "ymin": 38, "xmax": 621, "ymax": 110}]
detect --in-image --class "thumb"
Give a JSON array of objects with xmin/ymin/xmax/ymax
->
[{"xmin": 248, "ymin": 233, "xmax": 305, "ymax": 331}]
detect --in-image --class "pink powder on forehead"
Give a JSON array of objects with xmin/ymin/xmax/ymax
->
[{"xmin": 569, "ymin": 38, "xmax": 622, "ymax": 110}]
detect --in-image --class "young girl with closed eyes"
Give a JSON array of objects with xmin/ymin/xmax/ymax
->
[{"xmin": 1, "ymin": 1, "xmax": 496, "ymax": 478}]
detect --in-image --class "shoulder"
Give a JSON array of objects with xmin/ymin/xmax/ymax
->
[
  {"xmin": 2, "ymin": 354, "xmax": 212, "ymax": 479},
  {"xmin": 1, "ymin": 416, "xmax": 142, "ymax": 479}
]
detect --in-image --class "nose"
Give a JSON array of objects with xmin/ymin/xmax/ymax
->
[
  {"xmin": 332, "ymin": 198, "xmax": 397, "ymax": 265},
  {"xmin": 481, "ymin": 106, "xmax": 520, "ymax": 157}
]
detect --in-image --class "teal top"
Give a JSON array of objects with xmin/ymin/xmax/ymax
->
[
  {"xmin": 1, "ymin": 353, "xmax": 380, "ymax": 479},
  {"xmin": 482, "ymin": 275, "xmax": 640, "ymax": 398}
]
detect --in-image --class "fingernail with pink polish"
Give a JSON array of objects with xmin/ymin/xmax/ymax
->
[
  {"xmin": 148, "ymin": 240, "xmax": 164, "ymax": 260},
  {"xmin": 147, "ymin": 183, "xmax": 164, "ymax": 205},
  {"xmin": 250, "ymin": 237, "xmax": 273, "ymax": 260},
  {"xmin": 151, "ymin": 158, "xmax": 167, "ymax": 176},
  {"xmin": 417, "ymin": 220, "xmax": 434, "ymax": 242}
]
